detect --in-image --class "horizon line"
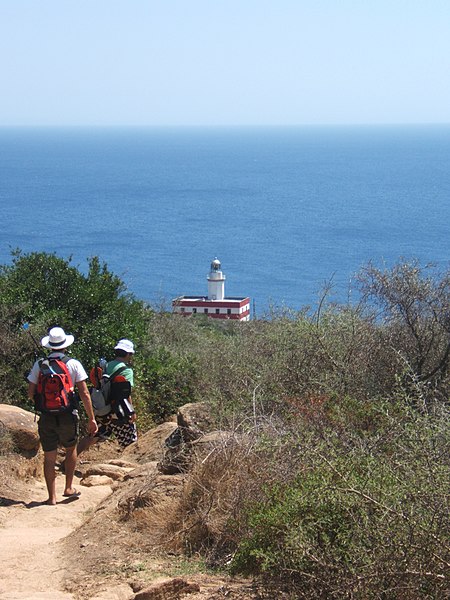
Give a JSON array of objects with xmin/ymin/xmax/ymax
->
[{"xmin": 1, "ymin": 122, "xmax": 449, "ymax": 129}]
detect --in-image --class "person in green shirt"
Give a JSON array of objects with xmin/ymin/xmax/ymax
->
[{"xmin": 75, "ymin": 338, "xmax": 137, "ymax": 459}]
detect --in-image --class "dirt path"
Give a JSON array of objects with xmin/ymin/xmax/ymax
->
[{"xmin": 0, "ymin": 472, "xmax": 112, "ymax": 600}]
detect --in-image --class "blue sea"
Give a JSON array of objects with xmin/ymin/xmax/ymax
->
[{"xmin": 0, "ymin": 125, "xmax": 448, "ymax": 314}]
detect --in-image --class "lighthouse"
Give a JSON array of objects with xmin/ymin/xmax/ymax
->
[
  {"xmin": 172, "ymin": 258, "xmax": 250, "ymax": 321},
  {"xmin": 207, "ymin": 258, "xmax": 225, "ymax": 300}
]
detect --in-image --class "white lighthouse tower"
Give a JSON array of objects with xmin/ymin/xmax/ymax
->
[
  {"xmin": 207, "ymin": 258, "xmax": 225, "ymax": 301},
  {"xmin": 172, "ymin": 258, "xmax": 250, "ymax": 321}
]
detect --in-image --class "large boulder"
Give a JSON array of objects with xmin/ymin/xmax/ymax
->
[
  {"xmin": 157, "ymin": 439, "xmax": 192, "ymax": 475},
  {"xmin": 177, "ymin": 402, "xmax": 215, "ymax": 441},
  {"xmin": 158, "ymin": 402, "xmax": 219, "ymax": 474},
  {"xmin": 121, "ymin": 421, "xmax": 178, "ymax": 463},
  {"xmin": 0, "ymin": 404, "xmax": 40, "ymax": 455}
]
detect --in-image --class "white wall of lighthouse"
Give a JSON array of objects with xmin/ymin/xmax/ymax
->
[{"xmin": 207, "ymin": 258, "xmax": 225, "ymax": 301}]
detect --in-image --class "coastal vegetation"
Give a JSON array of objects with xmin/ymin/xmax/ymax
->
[{"xmin": 0, "ymin": 250, "xmax": 448, "ymax": 599}]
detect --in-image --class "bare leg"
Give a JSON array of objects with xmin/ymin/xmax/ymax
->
[
  {"xmin": 76, "ymin": 434, "xmax": 99, "ymax": 457},
  {"xmin": 63, "ymin": 445, "xmax": 77, "ymax": 496},
  {"xmin": 60, "ymin": 435, "xmax": 99, "ymax": 474},
  {"xmin": 43, "ymin": 450, "xmax": 58, "ymax": 505}
]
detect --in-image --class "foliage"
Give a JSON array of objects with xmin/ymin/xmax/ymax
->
[
  {"xmin": 139, "ymin": 350, "xmax": 199, "ymax": 422},
  {"xmin": 228, "ymin": 403, "xmax": 449, "ymax": 598},
  {"xmin": 0, "ymin": 250, "xmax": 151, "ymax": 406},
  {"xmin": 166, "ymin": 400, "xmax": 449, "ymax": 599},
  {"xmin": 0, "ymin": 303, "xmax": 34, "ymax": 405},
  {"xmin": 357, "ymin": 260, "xmax": 450, "ymax": 405},
  {"xmin": 0, "ymin": 251, "xmax": 448, "ymax": 597}
]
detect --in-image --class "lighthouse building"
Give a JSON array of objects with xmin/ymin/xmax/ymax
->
[{"xmin": 172, "ymin": 259, "xmax": 250, "ymax": 321}]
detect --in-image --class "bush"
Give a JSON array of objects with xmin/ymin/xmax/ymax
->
[
  {"xmin": 0, "ymin": 252, "xmax": 448, "ymax": 598},
  {"xmin": 357, "ymin": 260, "xmax": 450, "ymax": 405},
  {"xmin": 159, "ymin": 398, "xmax": 449, "ymax": 599},
  {"xmin": 0, "ymin": 250, "xmax": 151, "ymax": 409},
  {"xmin": 139, "ymin": 349, "xmax": 199, "ymax": 422},
  {"xmin": 226, "ymin": 402, "xmax": 450, "ymax": 599}
]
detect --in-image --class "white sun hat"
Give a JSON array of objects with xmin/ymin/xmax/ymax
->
[
  {"xmin": 114, "ymin": 339, "xmax": 135, "ymax": 354},
  {"xmin": 41, "ymin": 327, "xmax": 75, "ymax": 350}
]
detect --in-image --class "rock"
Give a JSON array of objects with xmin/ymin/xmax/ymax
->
[
  {"xmin": 150, "ymin": 474, "xmax": 184, "ymax": 501},
  {"xmin": 89, "ymin": 583, "xmax": 134, "ymax": 599},
  {"xmin": 121, "ymin": 422, "xmax": 179, "ymax": 463},
  {"xmin": 157, "ymin": 442, "xmax": 191, "ymax": 475},
  {"xmin": 177, "ymin": 402, "xmax": 215, "ymax": 442},
  {"xmin": 157, "ymin": 403, "xmax": 217, "ymax": 474},
  {"xmin": 191, "ymin": 430, "xmax": 234, "ymax": 450},
  {"xmin": 130, "ymin": 579, "xmax": 147, "ymax": 593},
  {"xmin": 123, "ymin": 404, "xmax": 216, "ymax": 475},
  {"xmin": 106, "ymin": 459, "xmax": 139, "ymax": 468},
  {"xmin": 82, "ymin": 463, "xmax": 136, "ymax": 481},
  {"xmin": 134, "ymin": 577, "xmax": 200, "ymax": 600},
  {"xmin": 117, "ymin": 473, "xmax": 184, "ymax": 514},
  {"xmin": 0, "ymin": 404, "xmax": 40, "ymax": 454},
  {"xmin": 81, "ymin": 475, "xmax": 114, "ymax": 487},
  {"xmin": 123, "ymin": 462, "xmax": 159, "ymax": 481}
]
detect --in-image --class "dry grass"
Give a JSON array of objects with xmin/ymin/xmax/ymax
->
[
  {"xmin": 0, "ymin": 425, "xmax": 15, "ymax": 456},
  {"xmin": 146, "ymin": 431, "xmax": 276, "ymax": 565},
  {"xmin": 114, "ymin": 430, "xmax": 270, "ymax": 562},
  {"xmin": 0, "ymin": 450, "xmax": 43, "ymax": 504}
]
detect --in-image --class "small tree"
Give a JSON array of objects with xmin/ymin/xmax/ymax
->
[
  {"xmin": 357, "ymin": 260, "xmax": 450, "ymax": 405},
  {"xmin": 0, "ymin": 250, "xmax": 151, "ymax": 406}
]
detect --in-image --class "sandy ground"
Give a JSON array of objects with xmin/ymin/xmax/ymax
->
[
  {"xmin": 0, "ymin": 472, "xmax": 112, "ymax": 600},
  {"xmin": 0, "ymin": 444, "xmax": 263, "ymax": 600}
]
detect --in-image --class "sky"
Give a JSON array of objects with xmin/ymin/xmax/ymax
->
[{"xmin": 1, "ymin": 1, "xmax": 450, "ymax": 126}]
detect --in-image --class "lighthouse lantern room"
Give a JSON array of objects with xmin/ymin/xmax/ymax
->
[{"xmin": 172, "ymin": 258, "xmax": 250, "ymax": 321}]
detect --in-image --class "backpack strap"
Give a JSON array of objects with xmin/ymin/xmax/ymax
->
[
  {"xmin": 47, "ymin": 355, "xmax": 74, "ymax": 388},
  {"xmin": 108, "ymin": 363, "xmax": 128, "ymax": 380},
  {"xmin": 44, "ymin": 354, "xmax": 71, "ymax": 366}
]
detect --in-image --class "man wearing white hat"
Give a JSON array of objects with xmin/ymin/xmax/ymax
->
[
  {"xmin": 27, "ymin": 326, "xmax": 98, "ymax": 505},
  {"xmin": 76, "ymin": 338, "xmax": 138, "ymax": 457}
]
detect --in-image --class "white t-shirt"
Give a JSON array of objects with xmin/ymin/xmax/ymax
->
[{"xmin": 27, "ymin": 352, "xmax": 88, "ymax": 387}]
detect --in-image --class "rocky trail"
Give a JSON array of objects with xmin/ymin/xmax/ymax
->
[
  {"xmin": 0, "ymin": 470, "xmax": 112, "ymax": 600},
  {"xmin": 0, "ymin": 402, "xmax": 261, "ymax": 600},
  {"xmin": 0, "ymin": 464, "xmax": 258, "ymax": 600}
]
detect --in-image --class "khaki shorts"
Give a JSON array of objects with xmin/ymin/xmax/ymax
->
[{"xmin": 38, "ymin": 411, "xmax": 79, "ymax": 452}]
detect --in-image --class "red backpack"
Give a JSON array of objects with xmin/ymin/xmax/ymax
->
[{"xmin": 34, "ymin": 356, "xmax": 75, "ymax": 413}]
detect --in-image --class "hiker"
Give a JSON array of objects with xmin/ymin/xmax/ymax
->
[
  {"xmin": 27, "ymin": 326, "xmax": 98, "ymax": 505},
  {"xmin": 76, "ymin": 338, "xmax": 138, "ymax": 457}
]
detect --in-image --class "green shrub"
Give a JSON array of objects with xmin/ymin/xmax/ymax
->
[
  {"xmin": 358, "ymin": 260, "xmax": 450, "ymax": 405},
  {"xmin": 0, "ymin": 250, "xmax": 151, "ymax": 408},
  {"xmin": 229, "ymin": 403, "xmax": 449, "ymax": 599},
  {"xmin": 0, "ymin": 251, "xmax": 448, "ymax": 598},
  {"xmin": 139, "ymin": 349, "xmax": 199, "ymax": 422}
]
